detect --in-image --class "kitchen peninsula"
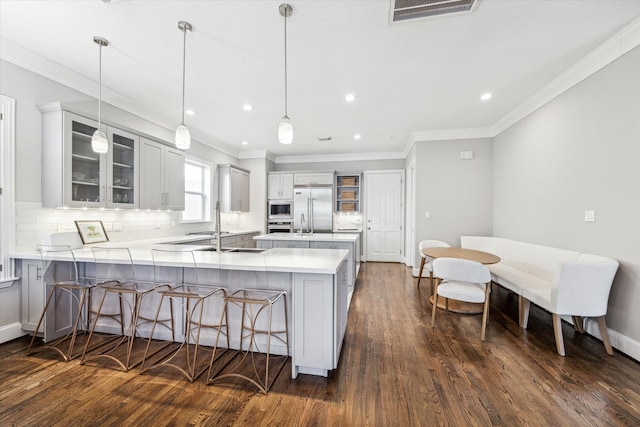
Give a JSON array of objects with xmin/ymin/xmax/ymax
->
[{"xmin": 12, "ymin": 234, "xmax": 350, "ymax": 378}]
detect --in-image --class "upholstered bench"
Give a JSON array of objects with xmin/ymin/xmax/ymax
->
[{"xmin": 461, "ymin": 236, "xmax": 619, "ymax": 356}]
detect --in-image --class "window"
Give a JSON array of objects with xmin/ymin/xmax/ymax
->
[{"xmin": 182, "ymin": 157, "xmax": 211, "ymax": 222}]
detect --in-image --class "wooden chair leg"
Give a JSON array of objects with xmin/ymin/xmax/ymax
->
[
  {"xmin": 519, "ymin": 296, "xmax": 530, "ymax": 329},
  {"xmin": 552, "ymin": 314, "xmax": 566, "ymax": 356},
  {"xmin": 417, "ymin": 257, "xmax": 426, "ymax": 288},
  {"xmin": 596, "ymin": 316, "xmax": 614, "ymax": 356},
  {"xmin": 429, "ymin": 271, "xmax": 434, "ymax": 295},
  {"xmin": 572, "ymin": 316, "xmax": 585, "ymax": 334},
  {"xmin": 480, "ymin": 284, "xmax": 491, "ymax": 341},
  {"xmin": 430, "ymin": 293, "xmax": 438, "ymax": 327}
]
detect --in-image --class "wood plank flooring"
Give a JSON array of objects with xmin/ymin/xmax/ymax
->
[{"xmin": 2, "ymin": 262, "xmax": 640, "ymax": 426}]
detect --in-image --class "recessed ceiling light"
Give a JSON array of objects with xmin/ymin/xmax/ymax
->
[
  {"xmin": 480, "ymin": 93, "xmax": 492, "ymax": 101},
  {"xmin": 185, "ymin": 109, "xmax": 195, "ymax": 115},
  {"xmin": 345, "ymin": 93, "xmax": 356, "ymax": 102},
  {"xmin": 241, "ymin": 140, "xmax": 248, "ymax": 145},
  {"xmin": 354, "ymin": 134, "xmax": 361, "ymax": 140},
  {"xmin": 243, "ymin": 104, "xmax": 253, "ymax": 111}
]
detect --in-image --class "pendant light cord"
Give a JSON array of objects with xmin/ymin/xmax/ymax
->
[
  {"xmin": 181, "ymin": 27, "xmax": 187, "ymax": 126},
  {"xmin": 98, "ymin": 42, "xmax": 102, "ymax": 128},
  {"xmin": 284, "ymin": 10, "xmax": 288, "ymax": 117}
]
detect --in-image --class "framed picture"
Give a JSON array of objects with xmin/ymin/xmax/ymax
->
[{"xmin": 75, "ymin": 220, "xmax": 109, "ymax": 244}]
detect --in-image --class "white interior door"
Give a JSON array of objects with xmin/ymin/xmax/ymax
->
[{"xmin": 364, "ymin": 170, "xmax": 404, "ymax": 262}]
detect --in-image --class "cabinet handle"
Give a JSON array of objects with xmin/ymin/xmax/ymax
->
[
  {"xmin": 108, "ymin": 186, "xmax": 112, "ymax": 202},
  {"xmin": 36, "ymin": 266, "xmax": 42, "ymax": 280},
  {"xmin": 101, "ymin": 185, "xmax": 106, "ymax": 202}
]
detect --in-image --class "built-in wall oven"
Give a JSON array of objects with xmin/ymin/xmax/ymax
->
[
  {"xmin": 267, "ymin": 219, "xmax": 293, "ymax": 233},
  {"xmin": 268, "ymin": 200, "xmax": 293, "ymax": 233}
]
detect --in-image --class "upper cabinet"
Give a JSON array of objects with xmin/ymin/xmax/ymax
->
[
  {"xmin": 267, "ymin": 172, "xmax": 294, "ymax": 200},
  {"xmin": 336, "ymin": 173, "xmax": 361, "ymax": 212},
  {"xmin": 293, "ymin": 172, "xmax": 334, "ymax": 186},
  {"xmin": 139, "ymin": 138, "xmax": 185, "ymax": 210},
  {"xmin": 41, "ymin": 106, "xmax": 140, "ymax": 209},
  {"xmin": 219, "ymin": 164, "xmax": 250, "ymax": 212}
]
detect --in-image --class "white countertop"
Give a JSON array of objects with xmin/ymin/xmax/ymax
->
[
  {"xmin": 11, "ymin": 232, "xmax": 348, "ymax": 275},
  {"xmin": 254, "ymin": 232, "xmax": 359, "ymax": 242}
]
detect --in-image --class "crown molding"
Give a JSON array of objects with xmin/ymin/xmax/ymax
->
[
  {"xmin": 275, "ymin": 150, "xmax": 406, "ymax": 164},
  {"xmin": 238, "ymin": 150, "xmax": 274, "ymax": 161},
  {"xmin": 411, "ymin": 127, "xmax": 494, "ymax": 142},
  {"xmin": 492, "ymin": 16, "xmax": 640, "ymax": 136}
]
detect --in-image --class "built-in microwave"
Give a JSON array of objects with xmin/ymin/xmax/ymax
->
[{"xmin": 268, "ymin": 200, "xmax": 293, "ymax": 218}]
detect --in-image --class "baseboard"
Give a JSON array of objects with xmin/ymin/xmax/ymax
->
[
  {"xmin": 0, "ymin": 322, "xmax": 27, "ymax": 344},
  {"xmin": 412, "ymin": 267, "xmax": 429, "ymax": 277},
  {"xmin": 584, "ymin": 318, "xmax": 640, "ymax": 362}
]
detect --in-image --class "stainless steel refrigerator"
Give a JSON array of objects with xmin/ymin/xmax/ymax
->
[{"xmin": 293, "ymin": 185, "xmax": 333, "ymax": 233}]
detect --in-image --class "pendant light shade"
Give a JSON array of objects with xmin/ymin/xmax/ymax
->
[
  {"xmin": 278, "ymin": 4, "xmax": 293, "ymax": 145},
  {"xmin": 175, "ymin": 124, "xmax": 191, "ymax": 150},
  {"xmin": 92, "ymin": 36, "xmax": 109, "ymax": 154},
  {"xmin": 278, "ymin": 115, "xmax": 293, "ymax": 145},
  {"xmin": 175, "ymin": 21, "xmax": 192, "ymax": 150}
]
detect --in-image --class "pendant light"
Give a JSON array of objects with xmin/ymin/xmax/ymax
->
[
  {"xmin": 91, "ymin": 36, "xmax": 109, "ymax": 154},
  {"xmin": 175, "ymin": 21, "xmax": 192, "ymax": 150},
  {"xmin": 278, "ymin": 4, "xmax": 293, "ymax": 145}
]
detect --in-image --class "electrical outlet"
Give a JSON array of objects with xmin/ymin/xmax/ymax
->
[
  {"xmin": 112, "ymin": 222, "xmax": 122, "ymax": 231},
  {"xmin": 154, "ymin": 221, "xmax": 161, "ymax": 229},
  {"xmin": 425, "ymin": 212, "xmax": 431, "ymax": 219},
  {"xmin": 584, "ymin": 210, "xmax": 595, "ymax": 222}
]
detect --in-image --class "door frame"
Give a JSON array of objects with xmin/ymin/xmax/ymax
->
[{"xmin": 363, "ymin": 169, "xmax": 405, "ymax": 262}]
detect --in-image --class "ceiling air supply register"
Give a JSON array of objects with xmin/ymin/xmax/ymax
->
[{"xmin": 390, "ymin": 0, "xmax": 479, "ymax": 23}]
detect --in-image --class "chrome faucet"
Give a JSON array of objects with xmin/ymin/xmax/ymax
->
[
  {"xmin": 215, "ymin": 200, "xmax": 222, "ymax": 253},
  {"xmin": 298, "ymin": 213, "xmax": 305, "ymax": 235}
]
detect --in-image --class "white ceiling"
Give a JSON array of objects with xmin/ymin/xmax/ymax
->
[{"xmin": 2, "ymin": 0, "xmax": 640, "ymax": 159}]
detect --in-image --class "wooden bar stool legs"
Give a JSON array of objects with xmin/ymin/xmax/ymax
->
[{"xmin": 207, "ymin": 289, "xmax": 289, "ymax": 394}]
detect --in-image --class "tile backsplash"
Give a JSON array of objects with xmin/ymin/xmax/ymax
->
[{"xmin": 14, "ymin": 201, "xmax": 240, "ymax": 251}]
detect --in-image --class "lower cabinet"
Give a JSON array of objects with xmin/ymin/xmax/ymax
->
[
  {"xmin": 292, "ymin": 259, "xmax": 347, "ymax": 378},
  {"xmin": 0, "ymin": 277, "xmax": 23, "ymax": 344},
  {"xmin": 18, "ymin": 259, "xmax": 76, "ymax": 342}
]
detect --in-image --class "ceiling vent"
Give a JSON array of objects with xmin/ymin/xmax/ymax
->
[{"xmin": 390, "ymin": 0, "xmax": 480, "ymax": 23}]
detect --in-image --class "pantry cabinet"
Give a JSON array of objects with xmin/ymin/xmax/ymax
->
[{"xmin": 218, "ymin": 164, "xmax": 250, "ymax": 212}]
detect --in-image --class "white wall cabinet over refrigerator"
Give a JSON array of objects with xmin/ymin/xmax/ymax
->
[
  {"xmin": 139, "ymin": 137, "xmax": 185, "ymax": 210},
  {"xmin": 39, "ymin": 104, "xmax": 140, "ymax": 209},
  {"xmin": 267, "ymin": 172, "xmax": 294, "ymax": 200},
  {"xmin": 219, "ymin": 164, "xmax": 250, "ymax": 212}
]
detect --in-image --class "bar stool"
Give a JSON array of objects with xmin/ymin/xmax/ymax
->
[
  {"xmin": 27, "ymin": 244, "xmax": 96, "ymax": 361},
  {"xmin": 141, "ymin": 249, "xmax": 229, "ymax": 382},
  {"xmin": 207, "ymin": 287, "xmax": 289, "ymax": 394},
  {"xmin": 80, "ymin": 247, "xmax": 170, "ymax": 371}
]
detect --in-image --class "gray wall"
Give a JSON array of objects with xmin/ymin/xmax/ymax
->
[
  {"xmin": 413, "ymin": 138, "xmax": 494, "ymax": 268},
  {"xmin": 493, "ymin": 46, "xmax": 640, "ymax": 343}
]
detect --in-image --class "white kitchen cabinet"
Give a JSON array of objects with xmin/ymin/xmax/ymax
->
[
  {"xmin": 218, "ymin": 164, "xmax": 250, "ymax": 212},
  {"xmin": 292, "ymin": 259, "xmax": 347, "ymax": 377},
  {"xmin": 272, "ymin": 240, "xmax": 310, "ymax": 249},
  {"xmin": 0, "ymin": 278, "xmax": 23, "ymax": 344},
  {"xmin": 235, "ymin": 232, "xmax": 258, "ymax": 248},
  {"xmin": 18, "ymin": 259, "xmax": 76, "ymax": 341},
  {"xmin": 293, "ymin": 172, "xmax": 334, "ymax": 186},
  {"xmin": 139, "ymin": 137, "xmax": 185, "ymax": 210},
  {"xmin": 39, "ymin": 104, "xmax": 140, "ymax": 209},
  {"xmin": 268, "ymin": 172, "xmax": 294, "ymax": 200}
]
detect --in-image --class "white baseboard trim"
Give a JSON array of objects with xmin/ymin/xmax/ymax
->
[
  {"xmin": 0, "ymin": 322, "xmax": 27, "ymax": 344},
  {"xmin": 411, "ymin": 267, "xmax": 429, "ymax": 277},
  {"xmin": 584, "ymin": 318, "xmax": 640, "ymax": 362}
]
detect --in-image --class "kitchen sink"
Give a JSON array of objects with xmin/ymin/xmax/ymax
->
[{"xmin": 195, "ymin": 247, "xmax": 266, "ymax": 253}]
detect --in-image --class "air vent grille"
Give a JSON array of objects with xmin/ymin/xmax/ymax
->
[{"xmin": 391, "ymin": 0, "xmax": 479, "ymax": 23}]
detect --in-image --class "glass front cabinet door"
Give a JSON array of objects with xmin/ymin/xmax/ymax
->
[
  {"xmin": 64, "ymin": 112, "xmax": 107, "ymax": 208},
  {"xmin": 60, "ymin": 112, "xmax": 139, "ymax": 209},
  {"xmin": 107, "ymin": 127, "xmax": 139, "ymax": 208}
]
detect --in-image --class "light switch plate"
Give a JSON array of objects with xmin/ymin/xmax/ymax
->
[
  {"xmin": 584, "ymin": 210, "xmax": 595, "ymax": 222},
  {"xmin": 425, "ymin": 212, "xmax": 431, "ymax": 219}
]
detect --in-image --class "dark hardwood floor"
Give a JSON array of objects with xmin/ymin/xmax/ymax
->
[{"xmin": 1, "ymin": 262, "xmax": 639, "ymax": 426}]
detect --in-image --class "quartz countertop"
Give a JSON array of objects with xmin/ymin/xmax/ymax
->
[
  {"xmin": 254, "ymin": 233, "xmax": 359, "ymax": 242},
  {"xmin": 11, "ymin": 231, "xmax": 348, "ymax": 275}
]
